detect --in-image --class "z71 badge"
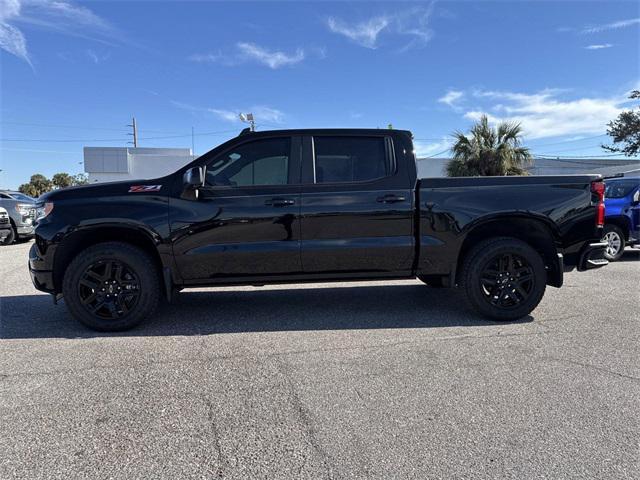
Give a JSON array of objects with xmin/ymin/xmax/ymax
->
[{"xmin": 128, "ymin": 185, "xmax": 162, "ymax": 193}]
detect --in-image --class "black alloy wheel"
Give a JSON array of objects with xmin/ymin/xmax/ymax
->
[
  {"xmin": 63, "ymin": 242, "xmax": 160, "ymax": 331},
  {"xmin": 479, "ymin": 252, "xmax": 535, "ymax": 309},
  {"xmin": 78, "ymin": 259, "xmax": 141, "ymax": 319},
  {"xmin": 460, "ymin": 237, "xmax": 547, "ymax": 321}
]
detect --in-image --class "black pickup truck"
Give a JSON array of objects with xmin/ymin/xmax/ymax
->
[{"xmin": 29, "ymin": 128, "xmax": 608, "ymax": 331}]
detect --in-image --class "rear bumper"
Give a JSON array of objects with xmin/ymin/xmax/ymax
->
[
  {"xmin": 29, "ymin": 242, "xmax": 55, "ymax": 294},
  {"xmin": 577, "ymin": 241, "xmax": 608, "ymax": 271}
]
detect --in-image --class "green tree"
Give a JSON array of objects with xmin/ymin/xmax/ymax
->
[
  {"xmin": 603, "ymin": 90, "xmax": 640, "ymax": 157},
  {"xmin": 72, "ymin": 173, "xmax": 89, "ymax": 186},
  {"xmin": 446, "ymin": 115, "xmax": 532, "ymax": 177},
  {"xmin": 18, "ymin": 174, "xmax": 53, "ymax": 197},
  {"xmin": 52, "ymin": 172, "xmax": 74, "ymax": 189}
]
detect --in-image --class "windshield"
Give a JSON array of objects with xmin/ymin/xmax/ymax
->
[
  {"xmin": 605, "ymin": 180, "xmax": 639, "ymax": 199},
  {"xmin": 8, "ymin": 192, "xmax": 35, "ymax": 202}
]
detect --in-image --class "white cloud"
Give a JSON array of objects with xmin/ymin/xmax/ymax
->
[
  {"xmin": 0, "ymin": 0, "xmax": 119, "ymax": 66},
  {"xmin": 85, "ymin": 48, "xmax": 109, "ymax": 64},
  {"xmin": 584, "ymin": 43, "xmax": 613, "ymax": 50},
  {"xmin": 453, "ymin": 88, "xmax": 628, "ymax": 139},
  {"xmin": 582, "ymin": 17, "xmax": 640, "ymax": 34},
  {"xmin": 189, "ymin": 42, "xmax": 307, "ymax": 69},
  {"xmin": 208, "ymin": 108, "xmax": 239, "ymax": 123},
  {"xmin": 327, "ymin": 15, "xmax": 390, "ymax": 49},
  {"xmin": 326, "ymin": 4, "xmax": 434, "ymax": 50},
  {"xmin": 188, "ymin": 52, "xmax": 224, "ymax": 63},
  {"xmin": 0, "ymin": 0, "xmax": 31, "ymax": 65},
  {"xmin": 171, "ymin": 101, "xmax": 285, "ymax": 125},
  {"xmin": 438, "ymin": 90, "xmax": 464, "ymax": 108},
  {"xmin": 414, "ymin": 138, "xmax": 452, "ymax": 157},
  {"xmin": 237, "ymin": 42, "xmax": 304, "ymax": 69}
]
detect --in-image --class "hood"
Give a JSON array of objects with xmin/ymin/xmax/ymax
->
[{"xmin": 39, "ymin": 177, "xmax": 170, "ymax": 203}]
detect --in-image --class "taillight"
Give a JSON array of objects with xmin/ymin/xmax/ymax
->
[{"xmin": 591, "ymin": 181, "xmax": 605, "ymax": 227}]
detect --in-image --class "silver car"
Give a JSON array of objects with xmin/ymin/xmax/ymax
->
[
  {"xmin": 0, "ymin": 190, "xmax": 36, "ymax": 245},
  {"xmin": 0, "ymin": 207, "xmax": 12, "ymax": 244}
]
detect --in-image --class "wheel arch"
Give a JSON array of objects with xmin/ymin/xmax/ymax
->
[
  {"xmin": 604, "ymin": 215, "xmax": 631, "ymax": 239},
  {"xmin": 52, "ymin": 224, "xmax": 167, "ymax": 295},
  {"xmin": 455, "ymin": 214, "xmax": 563, "ymax": 288}
]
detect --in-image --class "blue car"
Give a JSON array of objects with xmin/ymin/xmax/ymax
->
[{"xmin": 602, "ymin": 176, "xmax": 640, "ymax": 261}]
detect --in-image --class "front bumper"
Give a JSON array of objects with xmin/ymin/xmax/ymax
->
[
  {"xmin": 17, "ymin": 225, "xmax": 35, "ymax": 237},
  {"xmin": 29, "ymin": 243, "xmax": 55, "ymax": 293},
  {"xmin": 577, "ymin": 241, "xmax": 608, "ymax": 271}
]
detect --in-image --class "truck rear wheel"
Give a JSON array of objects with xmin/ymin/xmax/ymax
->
[
  {"xmin": 62, "ymin": 242, "xmax": 160, "ymax": 331},
  {"xmin": 460, "ymin": 237, "xmax": 546, "ymax": 321}
]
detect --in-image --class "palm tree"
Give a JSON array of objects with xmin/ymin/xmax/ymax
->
[{"xmin": 446, "ymin": 115, "xmax": 532, "ymax": 176}]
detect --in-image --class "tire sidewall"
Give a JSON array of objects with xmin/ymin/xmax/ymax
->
[
  {"xmin": 62, "ymin": 243, "xmax": 160, "ymax": 331},
  {"xmin": 463, "ymin": 239, "xmax": 547, "ymax": 321},
  {"xmin": 0, "ymin": 227, "xmax": 15, "ymax": 245},
  {"xmin": 602, "ymin": 225, "xmax": 625, "ymax": 261}
]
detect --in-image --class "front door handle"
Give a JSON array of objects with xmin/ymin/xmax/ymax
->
[
  {"xmin": 377, "ymin": 194, "xmax": 406, "ymax": 204},
  {"xmin": 265, "ymin": 197, "xmax": 295, "ymax": 207}
]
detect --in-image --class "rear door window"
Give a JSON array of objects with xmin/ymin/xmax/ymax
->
[{"xmin": 313, "ymin": 137, "xmax": 391, "ymax": 183}]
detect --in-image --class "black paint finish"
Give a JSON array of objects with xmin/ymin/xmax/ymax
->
[{"xmin": 29, "ymin": 128, "xmax": 605, "ymax": 297}]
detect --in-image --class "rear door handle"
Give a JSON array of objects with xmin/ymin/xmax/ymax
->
[
  {"xmin": 377, "ymin": 194, "xmax": 406, "ymax": 204},
  {"xmin": 265, "ymin": 197, "xmax": 295, "ymax": 207}
]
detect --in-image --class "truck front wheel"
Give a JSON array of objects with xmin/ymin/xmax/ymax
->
[
  {"xmin": 460, "ymin": 237, "xmax": 547, "ymax": 321},
  {"xmin": 62, "ymin": 242, "xmax": 161, "ymax": 331}
]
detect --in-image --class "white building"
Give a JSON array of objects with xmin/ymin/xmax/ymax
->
[
  {"xmin": 416, "ymin": 157, "xmax": 640, "ymax": 178},
  {"xmin": 84, "ymin": 147, "xmax": 195, "ymax": 183}
]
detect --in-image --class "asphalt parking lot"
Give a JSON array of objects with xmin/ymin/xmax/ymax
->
[{"xmin": 1, "ymin": 240, "xmax": 638, "ymax": 479}]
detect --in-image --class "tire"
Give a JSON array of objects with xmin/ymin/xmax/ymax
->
[
  {"xmin": 460, "ymin": 237, "xmax": 547, "ymax": 321},
  {"xmin": 62, "ymin": 242, "xmax": 160, "ymax": 331},
  {"xmin": 602, "ymin": 224, "xmax": 625, "ymax": 261},
  {"xmin": 417, "ymin": 276, "xmax": 445, "ymax": 288},
  {"xmin": 0, "ymin": 226, "xmax": 15, "ymax": 245}
]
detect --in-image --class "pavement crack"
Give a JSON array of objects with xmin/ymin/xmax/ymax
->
[
  {"xmin": 203, "ymin": 395, "xmax": 226, "ymax": 478},
  {"xmin": 273, "ymin": 356, "xmax": 337, "ymax": 480},
  {"xmin": 545, "ymin": 356, "xmax": 640, "ymax": 382}
]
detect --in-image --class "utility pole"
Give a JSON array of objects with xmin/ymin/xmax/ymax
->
[
  {"xmin": 191, "ymin": 126, "xmax": 195, "ymax": 155},
  {"xmin": 127, "ymin": 117, "xmax": 138, "ymax": 147}
]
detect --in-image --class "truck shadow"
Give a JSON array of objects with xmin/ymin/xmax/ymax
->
[
  {"xmin": 617, "ymin": 249, "xmax": 640, "ymax": 262},
  {"xmin": 0, "ymin": 284, "xmax": 532, "ymax": 340}
]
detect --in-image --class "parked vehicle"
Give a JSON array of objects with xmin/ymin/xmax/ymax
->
[
  {"xmin": 0, "ymin": 207, "xmax": 12, "ymax": 244},
  {"xmin": 0, "ymin": 190, "xmax": 36, "ymax": 245},
  {"xmin": 601, "ymin": 176, "xmax": 640, "ymax": 261},
  {"xmin": 29, "ymin": 128, "xmax": 608, "ymax": 331}
]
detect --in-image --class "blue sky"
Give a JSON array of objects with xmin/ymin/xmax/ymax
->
[{"xmin": 1, "ymin": 0, "xmax": 639, "ymax": 189}]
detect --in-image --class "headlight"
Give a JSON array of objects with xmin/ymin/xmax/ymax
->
[
  {"xmin": 15, "ymin": 203, "xmax": 33, "ymax": 216},
  {"xmin": 35, "ymin": 202, "xmax": 54, "ymax": 222}
]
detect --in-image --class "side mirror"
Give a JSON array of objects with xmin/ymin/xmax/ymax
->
[
  {"xmin": 632, "ymin": 190, "xmax": 639, "ymax": 206},
  {"xmin": 183, "ymin": 167, "xmax": 204, "ymax": 190}
]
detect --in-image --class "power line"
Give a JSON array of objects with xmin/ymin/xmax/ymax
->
[
  {"xmin": 532, "ymin": 152, "xmax": 630, "ymax": 159},
  {"xmin": 0, "ymin": 129, "xmax": 239, "ymax": 143},
  {"xmin": 424, "ymin": 149, "xmax": 451, "ymax": 158},
  {"xmin": 527, "ymin": 134, "xmax": 608, "ymax": 148},
  {"xmin": 532, "ymin": 144, "xmax": 610, "ymax": 155},
  {"xmin": 0, "ymin": 120, "xmax": 183, "ymax": 134}
]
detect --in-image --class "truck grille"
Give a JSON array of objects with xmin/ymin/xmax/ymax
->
[{"xmin": 0, "ymin": 212, "xmax": 8, "ymax": 225}]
